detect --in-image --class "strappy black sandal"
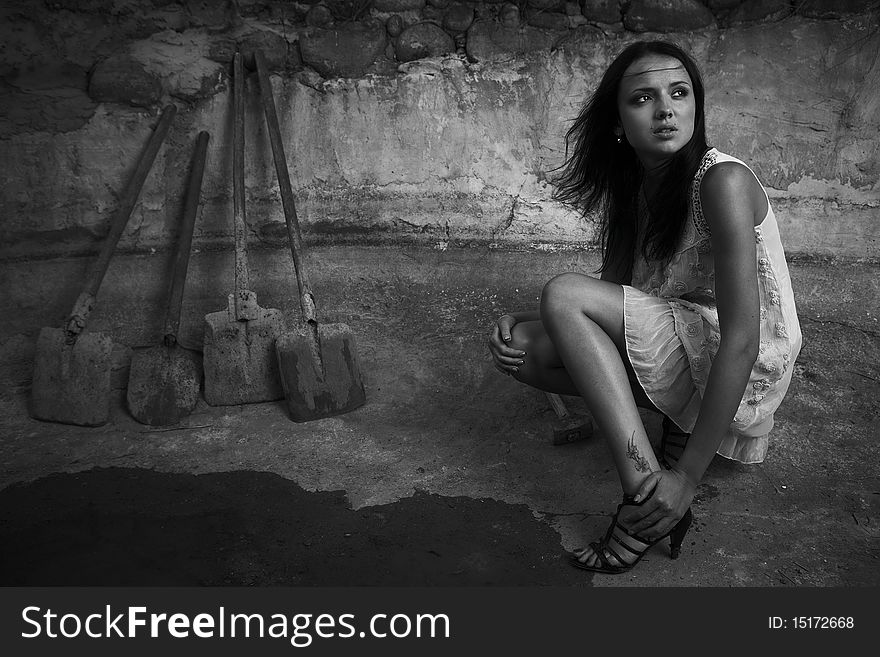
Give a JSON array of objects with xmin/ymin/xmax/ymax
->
[
  {"xmin": 659, "ymin": 415, "xmax": 690, "ymax": 469},
  {"xmin": 569, "ymin": 495, "xmax": 693, "ymax": 574}
]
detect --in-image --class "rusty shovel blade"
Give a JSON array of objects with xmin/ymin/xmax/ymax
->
[
  {"xmin": 126, "ymin": 344, "xmax": 201, "ymax": 426},
  {"xmin": 30, "ymin": 327, "xmax": 114, "ymax": 427},
  {"xmin": 203, "ymin": 293, "xmax": 285, "ymax": 406},
  {"xmin": 275, "ymin": 322, "xmax": 366, "ymax": 422}
]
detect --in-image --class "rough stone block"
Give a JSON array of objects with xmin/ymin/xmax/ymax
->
[
  {"xmin": 465, "ymin": 18, "xmax": 559, "ymax": 61},
  {"xmin": 306, "ymin": 5, "xmax": 334, "ymax": 28},
  {"xmin": 797, "ymin": 0, "xmax": 870, "ymax": 18},
  {"xmin": 373, "ymin": 0, "xmax": 426, "ymax": 9},
  {"xmin": 300, "ymin": 23, "xmax": 389, "ymax": 78},
  {"xmin": 294, "ymin": 67, "xmax": 325, "ymax": 91},
  {"xmin": 119, "ymin": 31, "xmax": 234, "ymax": 102},
  {"xmin": 527, "ymin": 0, "xmax": 565, "ymax": 10},
  {"xmin": 88, "ymin": 53, "xmax": 163, "ymax": 107},
  {"xmin": 443, "ymin": 3, "xmax": 476, "ymax": 34},
  {"xmin": 386, "ymin": 14, "xmax": 405, "ymax": 37},
  {"xmin": 324, "ymin": 0, "xmax": 376, "ymax": 20},
  {"xmin": 172, "ymin": 61, "xmax": 228, "ymax": 101},
  {"xmin": 706, "ymin": 0, "xmax": 741, "ymax": 10},
  {"xmin": 526, "ymin": 8, "xmax": 572, "ymax": 29},
  {"xmin": 44, "ymin": 0, "xmax": 120, "ymax": 11},
  {"xmin": 421, "ymin": 4, "xmax": 443, "ymax": 20},
  {"xmin": 623, "ymin": 0, "xmax": 716, "ymax": 32},
  {"xmin": 727, "ymin": 0, "xmax": 791, "ymax": 25},
  {"xmin": 238, "ymin": 29, "xmax": 292, "ymax": 70},
  {"xmin": 207, "ymin": 35, "xmax": 236, "ymax": 63},
  {"xmin": 499, "ymin": 3, "xmax": 520, "ymax": 27},
  {"xmin": 394, "ymin": 22, "xmax": 456, "ymax": 62},
  {"xmin": 581, "ymin": 0, "xmax": 621, "ymax": 23}
]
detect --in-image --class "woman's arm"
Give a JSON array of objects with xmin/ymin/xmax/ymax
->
[
  {"xmin": 488, "ymin": 310, "xmax": 540, "ymax": 375},
  {"xmin": 673, "ymin": 161, "xmax": 763, "ymax": 485},
  {"xmin": 627, "ymin": 162, "xmax": 764, "ymax": 536},
  {"xmin": 506, "ymin": 310, "xmax": 541, "ymax": 323}
]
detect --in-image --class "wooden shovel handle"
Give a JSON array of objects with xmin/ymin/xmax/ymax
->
[
  {"xmin": 545, "ymin": 392, "xmax": 570, "ymax": 420},
  {"xmin": 66, "ymin": 104, "xmax": 176, "ymax": 338},
  {"xmin": 252, "ymin": 49, "xmax": 317, "ymax": 324},
  {"xmin": 163, "ymin": 131, "xmax": 209, "ymax": 345},
  {"xmin": 232, "ymin": 51, "xmax": 251, "ymax": 311}
]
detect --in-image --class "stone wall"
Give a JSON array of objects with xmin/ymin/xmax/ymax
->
[{"xmin": 1, "ymin": 0, "xmax": 878, "ymax": 261}]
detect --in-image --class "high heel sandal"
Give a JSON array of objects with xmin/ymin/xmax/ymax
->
[
  {"xmin": 659, "ymin": 415, "xmax": 690, "ymax": 469},
  {"xmin": 568, "ymin": 495, "xmax": 693, "ymax": 574}
]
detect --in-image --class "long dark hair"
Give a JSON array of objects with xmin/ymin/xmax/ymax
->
[{"xmin": 552, "ymin": 40, "xmax": 709, "ymax": 279}]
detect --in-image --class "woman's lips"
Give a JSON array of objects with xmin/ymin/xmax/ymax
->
[{"xmin": 653, "ymin": 126, "xmax": 678, "ymax": 139}]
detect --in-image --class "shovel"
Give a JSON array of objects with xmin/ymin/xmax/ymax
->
[
  {"xmin": 202, "ymin": 51, "xmax": 285, "ymax": 406},
  {"xmin": 251, "ymin": 48, "xmax": 366, "ymax": 421},
  {"xmin": 126, "ymin": 131, "xmax": 209, "ymax": 425},
  {"xmin": 30, "ymin": 104, "xmax": 177, "ymax": 427}
]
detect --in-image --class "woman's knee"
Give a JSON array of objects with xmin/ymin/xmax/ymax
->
[
  {"xmin": 540, "ymin": 272, "xmax": 588, "ymax": 320},
  {"xmin": 508, "ymin": 321, "xmax": 558, "ymax": 380},
  {"xmin": 540, "ymin": 272, "xmax": 622, "ymax": 336},
  {"xmin": 507, "ymin": 321, "xmax": 534, "ymax": 353},
  {"xmin": 508, "ymin": 324, "xmax": 541, "ymax": 382}
]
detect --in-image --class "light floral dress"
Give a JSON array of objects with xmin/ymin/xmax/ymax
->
[{"xmin": 623, "ymin": 148, "xmax": 802, "ymax": 464}]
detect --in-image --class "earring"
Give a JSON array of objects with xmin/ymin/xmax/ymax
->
[{"xmin": 616, "ymin": 135, "xmax": 623, "ymax": 144}]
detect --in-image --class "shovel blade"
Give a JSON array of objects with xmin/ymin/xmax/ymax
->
[
  {"xmin": 126, "ymin": 344, "xmax": 201, "ymax": 426},
  {"xmin": 203, "ymin": 301, "xmax": 285, "ymax": 406},
  {"xmin": 276, "ymin": 322, "xmax": 366, "ymax": 422},
  {"xmin": 30, "ymin": 327, "xmax": 114, "ymax": 427}
]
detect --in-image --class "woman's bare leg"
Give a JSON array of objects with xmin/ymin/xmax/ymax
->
[
  {"xmin": 537, "ymin": 273, "xmax": 661, "ymax": 492},
  {"xmin": 509, "ymin": 319, "xmax": 657, "ymax": 410},
  {"xmin": 509, "ymin": 273, "xmax": 662, "ymax": 569},
  {"xmin": 509, "ymin": 274, "xmax": 661, "ymax": 492}
]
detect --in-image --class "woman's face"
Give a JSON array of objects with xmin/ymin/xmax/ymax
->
[{"xmin": 616, "ymin": 54, "xmax": 696, "ymax": 171}]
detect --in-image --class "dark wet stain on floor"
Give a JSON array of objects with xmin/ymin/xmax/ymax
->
[{"xmin": 0, "ymin": 467, "xmax": 585, "ymax": 586}]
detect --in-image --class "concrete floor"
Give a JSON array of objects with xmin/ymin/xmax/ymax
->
[{"xmin": 1, "ymin": 246, "xmax": 878, "ymax": 586}]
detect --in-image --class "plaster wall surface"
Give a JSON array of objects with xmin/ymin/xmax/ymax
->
[{"xmin": 1, "ymin": 13, "xmax": 878, "ymax": 263}]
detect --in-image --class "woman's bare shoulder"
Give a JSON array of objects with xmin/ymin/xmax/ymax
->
[{"xmin": 699, "ymin": 160, "xmax": 767, "ymax": 226}]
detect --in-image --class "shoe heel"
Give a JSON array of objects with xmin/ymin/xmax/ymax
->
[{"xmin": 669, "ymin": 508, "xmax": 693, "ymax": 560}]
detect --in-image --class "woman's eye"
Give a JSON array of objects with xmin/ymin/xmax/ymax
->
[
  {"xmin": 672, "ymin": 88, "xmax": 689, "ymax": 98},
  {"xmin": 634, "ymin": 94, "xmax": 651, "ymax": 104}
]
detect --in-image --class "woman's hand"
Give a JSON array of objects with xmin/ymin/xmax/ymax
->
[
  {"xmin": 488, "ymin": 314, "xmax": 526, "ymax": 376},
  {"xmin": 619, "ymin": 467, "xmax": 697, "ymax": 540}
]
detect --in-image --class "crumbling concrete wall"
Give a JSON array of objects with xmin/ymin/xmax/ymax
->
[{"xmin": 1, "ymin": 0, "xmax": 878, "ymax": 262}]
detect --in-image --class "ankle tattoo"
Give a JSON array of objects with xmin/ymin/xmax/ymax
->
[{"xmin": 626, "ymin": 432, "xmax": 651, "ymax": 473}]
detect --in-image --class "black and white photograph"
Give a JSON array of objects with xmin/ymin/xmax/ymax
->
[{"xmin": 0, "ymin": 0, "xmax": 877, "ymax": 650}]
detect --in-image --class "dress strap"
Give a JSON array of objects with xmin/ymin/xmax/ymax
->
[{"xmin": 690, "ymin": 148, "xmax": 720, "ymax": 238}]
